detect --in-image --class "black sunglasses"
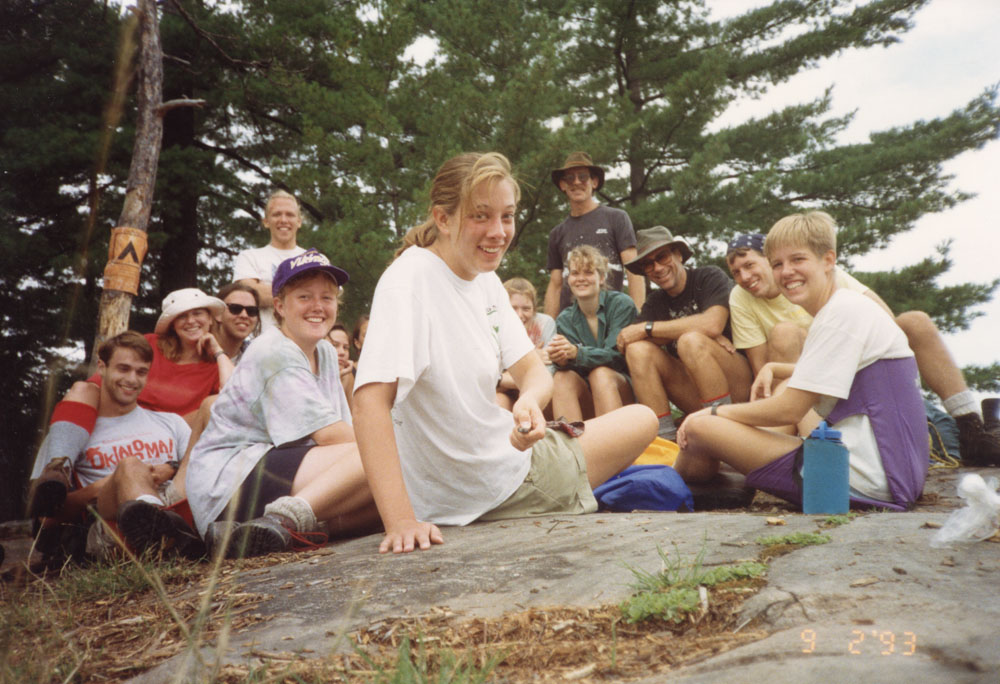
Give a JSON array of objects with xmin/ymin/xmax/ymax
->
[{"xmin": 226, "ymin": 303, "xmax": 260, "ymax": 317}]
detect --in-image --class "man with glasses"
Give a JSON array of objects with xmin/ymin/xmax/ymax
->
[
  {"xmin": 234, "ymin": 189, "xmax": 307, "ymax": 330},
  {"xmin": 616, "ymin": 227, "xmax": 751, "ymax": 441},
  {"xmin": 544, "ymin": 152, "xmax": 643, "ymax": 318}
]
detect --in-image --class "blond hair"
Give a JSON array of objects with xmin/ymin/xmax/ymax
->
[
  {"xmin": 765, "ymin": 211, "xmax": 837, "ymax": 260},
  {"xmin": 567, "ymin": 244, "xmax": 609, "ymax": 285},
  {"xmin": 156, "ymin": 326, "xmax": 184, "ymax": 362},
  {"xmin": 503, "ymin": 277, "xmax": 538, "ymax": 309},
  {"xmin": 264, "ymin": 189, "xmax": 300, "ymax": 220},
  {"xmin": 396, "ymin": 152, "xmax": 520, "ymax": 258}
]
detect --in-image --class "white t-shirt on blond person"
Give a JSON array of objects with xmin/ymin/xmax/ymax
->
[
  {"xmin": 788, "ymin": 288, "xmax": 914, "ymax": 502},
  {"xmin": 232, "ymin": 244, "xmax": 307, "ymax": 330},
  {"xmin": 355, "ymin": 246, "xmax": 536, "ymax": 526}
]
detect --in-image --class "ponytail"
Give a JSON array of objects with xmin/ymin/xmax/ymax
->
[
  {"xmin": 395, "ymin": 217, "xmax": 439, "ymax": 258},
  {"xmin": 395, "ymin": 152, "xmax": 520, "ymax": 260}
]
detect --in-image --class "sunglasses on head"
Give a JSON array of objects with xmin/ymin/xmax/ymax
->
[
  {"xmin": 561, "ymin": 170, "xmax": 591, "ymax": 184},
  {"xmin": 226, "ymin": 303, "xmax": 260, "ymax": 317}
]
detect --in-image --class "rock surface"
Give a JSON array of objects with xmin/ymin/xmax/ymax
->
[
  {"xmin": 0, "ymin": 465, "xmax": 981, "ymax": 683},
  {"xmin": 122, "ymin": 466, "xmax": 1000, "ymax": 683}
]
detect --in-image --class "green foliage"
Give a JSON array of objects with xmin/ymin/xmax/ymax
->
[
  {"xmin": 852, "ymin": 244, "xmax": 998, "ymax": 332},
  {"xmin": 4, "ymin": 0, "xmax": 1000, "ymax": 521},
  {"xmin": 961, "ymin": 363, "xmax": 1000, "ymax": 393},
  {"xmin": 0, "ymin": 0, "xmax": 133, "ymax": 521},
  {"xmin": 757, "ymin": 532, "xmax": 832, "ymax": 547},
  {"xmin": 0, "ymin": 553, "xmax": 201, "ymax": 682},
  {"xmin": 620, "ymin": 543, "xmax": 766, "ymax": 624},
  {"xmin": 361, "ymin": 636, "xmax": 502, "ymax": 684},
  {"xmin": 820, "ymin": 512, "xmax": 858, "ymax": 527},
  {"xmin": 50, "ymin": 552, "xmax": 201, "ymax": 604}
]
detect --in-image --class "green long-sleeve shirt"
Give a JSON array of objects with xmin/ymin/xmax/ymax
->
[{"xmin": 555, "ymin": 290, "xmax": 636, "ymax": 376}]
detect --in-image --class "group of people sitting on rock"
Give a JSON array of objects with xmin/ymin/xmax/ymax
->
[{"xmin": 26, "ymin": 150, "xmax": 1000, "ymax": 563}]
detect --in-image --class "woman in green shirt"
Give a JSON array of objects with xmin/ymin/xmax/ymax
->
[{"xmin": 548, "ymin": 245, "xmax": 637, "ymax": 421}]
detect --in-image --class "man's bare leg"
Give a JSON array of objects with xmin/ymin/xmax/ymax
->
[
  {"xmin": 896, "ymin": 311, "xmax": 1000, "ymax": 465},
  {"xmin": 626, "ymin": 340, "xmax": 702, "ymax": 440},
  {"xmin": 675, "ymin": 331, "xmax": 752, "ymax": 404}
]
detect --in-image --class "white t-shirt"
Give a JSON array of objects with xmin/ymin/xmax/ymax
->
[
  {"xmin": 232, "ymin": 243, "xmax": 307, "ymax": 329},
  {"xmin": 788, "ymin": 288, "xmax": 914, "ymax": 501},
  {"xmin": 355, "ymin": 247, "xmax": 536, "ymax": 525},
  {"xmin": 32, "ymin": 406, "xmax": 190, "ymax": 488},
  {"xmin": 185, "ymin": 326, "xmax": 351, "ymax": 535},
  {"xmin": 730, "ymin": 267, "xmax": 869, "ymax": 349}
]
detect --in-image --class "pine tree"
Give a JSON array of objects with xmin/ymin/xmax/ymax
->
[
  {"xmin": 0, "ymin": 0, "xmax": 132, "ymax": 520},
  {"xmin": 3, "ymin": 0, "xmax": 998, "ymax": 520}
]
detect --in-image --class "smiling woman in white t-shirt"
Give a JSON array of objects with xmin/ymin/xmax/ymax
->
[
  {"xmin": 675, "ymin": 212, "xmax": 927, "ymax": 510},
  {"xmin": 353, "ymin": 152, "xmax": 657, "ymax": 555}
]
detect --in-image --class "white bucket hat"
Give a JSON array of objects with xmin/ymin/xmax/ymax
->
[{"xmin": 154, "ymin": 288, "xmax": 225, "ymax": 335}]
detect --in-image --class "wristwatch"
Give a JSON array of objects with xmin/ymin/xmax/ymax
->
[{"xmin": 645, "ymin": 321, "xmax": 654, "ymax": 338}]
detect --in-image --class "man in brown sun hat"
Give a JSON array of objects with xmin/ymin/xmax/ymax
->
[
  {"xmin": 616, "ymin": 227, "xmax": 751, "ymax": 442},
  {"xmin": 544, "ymin": 152, "xmax": 644, "ymax": 318}
]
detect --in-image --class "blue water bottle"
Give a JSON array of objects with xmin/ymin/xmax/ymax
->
[{"xmin": 802, "ymin": 421, "xmax": 849, "ymax": 514}]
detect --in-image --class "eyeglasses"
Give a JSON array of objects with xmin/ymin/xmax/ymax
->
[
  {"xmin": 561, "ymin": 170, "xmax": 591, "ymax": 184},
  {"xmin": 226, "ymin": 303, "xmax": 260, "ymax": 317},
  {"xmin": 639, "ymin": 250, "xmax": 675, "ymax": 274}
]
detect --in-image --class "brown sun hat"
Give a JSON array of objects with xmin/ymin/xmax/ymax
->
[
  {"xmin": 624, "ymin": 226, "xmax": 693, "ymax": 275},
  {"xmin": 551, "ymin": 151, "xmax": 605, "ymax": 191}
]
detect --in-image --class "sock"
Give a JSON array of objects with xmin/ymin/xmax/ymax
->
[
  {"xmin": 943, "ymin": 391, "xmax": 979, "ymax": 419},
  {"xmin": 263, "ymin": 496, "xmax": 317, "ymax": 533},
  {"xmin": 135, "ymin": 494, "xmax": 165, "ymax": 507},
  {"xmin": 31, "ymin": 401, "xmax": 98, "ymax": 479},
  {"xmin": 161, "ymin": 479, "xmax": 183, "ymax": 507},
  {"xmin": 657, "ymin": 412, "xmax": 677, "ymax": 441},
  {"xmin": 702, "ymin": 393, "xmax": 732, "ymax": 410}
]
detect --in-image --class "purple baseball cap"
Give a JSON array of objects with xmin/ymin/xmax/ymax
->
[{"xmin": 272, "ymin": 248, "xmax": 349, "ymax": 297}]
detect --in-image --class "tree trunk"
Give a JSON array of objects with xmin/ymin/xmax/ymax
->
[
  {"xmin": 91, "ymin": 0, "xmax": 163, "ymax": 369},
  {"xmin": 158, "ymin": 100, "xmax": 201, "ymax": 298}
]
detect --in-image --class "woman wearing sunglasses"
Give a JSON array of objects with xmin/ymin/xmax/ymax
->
[{"xmin": 214, "ymin": 282, "xmax": 262, "ymax": 363}]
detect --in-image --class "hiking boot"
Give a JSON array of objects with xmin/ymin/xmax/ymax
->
[
  {"xmin": 222, "ymin": 513, "xmax": 294, "ymax": 559},
  {"xmin": 205, "ymin": 520, "xmax": 240, "ymax": 559},
  {"xmin": 219, "ymin": 513, "xmax": 328, "ymax": 559},
  {"xmin": 27, "ymin": 457, "xmax": 72, "ymax": 518},
  {"xmin": 117, "ymin": 500, "xmax": 206, "ymax": 560},
  {"xmin": 983, "ymin": 398, "xmax": 1000, "ymax": 433},
  {"xmin": 955, "ymin": 412, "xmax": 1000, "ymax": 467},
  {"xmin": 33, "ymin": 518, "xmax": 91, "ymax": 567}
]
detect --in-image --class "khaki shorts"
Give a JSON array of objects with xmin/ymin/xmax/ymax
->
[{"xmin": 478, "ymin": 429, "xmax": 597, "ymax": 521}]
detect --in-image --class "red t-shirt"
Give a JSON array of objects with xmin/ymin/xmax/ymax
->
[{"xmin": 89, "ymin": 333, "xmax": 220, "ymax": 416}]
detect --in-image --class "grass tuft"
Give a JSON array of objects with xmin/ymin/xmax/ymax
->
[
  {"xmin": 756, "ymin": 531, "xmax": 831, "ymax": 547},
  {"xmin": 819, "ymin": 512, "xmax": 858, "ymax": 528},
  {"xmin": 620, "ymin": 543, "xmax": 766, "ymax": 624},
  {"xmin": 369, "ymin": 636, "xmax": 502, "ymax": 684}
]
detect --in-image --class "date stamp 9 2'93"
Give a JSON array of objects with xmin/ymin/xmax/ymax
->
[{"xmin": 800, "ymin": 628, "xmax": 917, "ymax": 656}]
